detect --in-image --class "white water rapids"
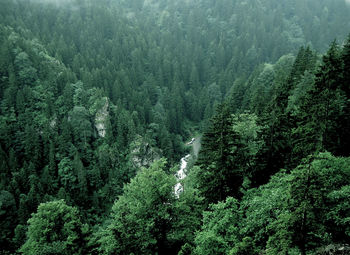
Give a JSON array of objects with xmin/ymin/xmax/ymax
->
[
  {"xmin": 174, "ymin": 137, "xmax": 201, "ymax": 198},
  {"xmin": 174, "ymin": 154, "xmax": 190, "ymax": 197}
]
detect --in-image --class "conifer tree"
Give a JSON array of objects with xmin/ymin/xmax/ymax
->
[
  {"xmin": 196, "ymin": 103, "xmax": 244, "ymax": 204},
  {"xmin": 338, "ymin": 34, "xmax": 350, "ymax": 156},
  {"xmin": 293, "ymin": 41, "xmax": 346, "ymax": 158}
]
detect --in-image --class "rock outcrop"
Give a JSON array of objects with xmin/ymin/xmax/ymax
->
[
  {"xmin": 130, "ymin": 135, "xmax": 162, "ymax": 169},
  {"xmin": 94, "ymin": 97, "xmax": 109, "ymax": 138}
]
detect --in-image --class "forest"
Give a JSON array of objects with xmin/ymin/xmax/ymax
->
[{"xmin": 0, "ymin": 0, "xmax": 350, "ymax": 254}]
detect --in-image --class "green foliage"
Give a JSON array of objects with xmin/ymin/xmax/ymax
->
[
  {"xmin": 265, "ymin": 153, "xmax": 350, "ymax": 254},
  {"xmin": 231, "ymin": 113, "xmax": 262, "ymax": 176},
  {"xmin": 58, "ymin": 157, "xmax": 76, "ymax": 193},
  {"xmin": 239, "ymin": 171, "xmax": 291, "ymax": 254},
  {"xmin": 0, "ymin": 0, "xmax": 350, "ymax": 254},
  {"xmin": 170, "ymin": 183, "xmax": 204, "ymax": 253},
  {"xmin": 326, "ymin": 185, "xmax": 350, "ymax": 241},
  {"xmin": 193, "ymin": 153, "xmax": 350, "ymax": 254},
  {"xmin": 98, "ymin": 159, "xmax": 176, "ymax": 254},
  {"xmin": 19, "ymin": 200, "xmax": 87, "ymax": 255},
  {"xmin": 196, "ymin": 103, "xmax": 244, "ymax": 203},
  {"xmin": 194, "ymin": 197, "xmax": 240, "ymax": 255},
  {"xmin": 291, "ymin": 41, "xmax": 350, "ymax": 163},
  {"xmin": 196, "ymin": 105, "xmax": 263, "ymax": 203},
  {"xmin": 0, "ymin": 190, "xmax": 17, "ymax": 250}
]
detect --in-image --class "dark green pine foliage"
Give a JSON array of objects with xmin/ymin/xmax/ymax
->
[
  {"xmin": 0, "ymin": 0, "xmax": 350, "ymax": 253},
  {"xmin": 252, "ymin": 55, "xmax": 295, "ymax": 185},
  {"xmin": 196, "ymin": 103, "xmax": 244, "ymax": 204},
  {"xmin": 284, "ymin": 47, "xmax": 318, "ymax": 166},
  {"xmin": 338, "ymin": 35, "xmax": 350, "ymax": 156},
  {"xmin": 249, "ymin": 48, "xmax": 318, "ymax": 186},
  {"xmin": 342, "ymin": 35, "xmax": 350, "ymax": 95},
  {"xmin": 293, "ymin": 41, "xmax": 346, "ymax": 160},
  {"xmin": 313, "ymin": 41, "xmax": 345, "ymax": 154},
  {"xmin": 288, "ymin": 47, "xmax": 317, "ymax": 87},
  {"xmin": 0, "ymin": 190, "xmax": 17, "ymax": 251}
]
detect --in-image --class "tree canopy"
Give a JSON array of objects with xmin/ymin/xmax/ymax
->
[{"xmin": 0, "ymin": 0, "xmax": 349, "ymax": 254}]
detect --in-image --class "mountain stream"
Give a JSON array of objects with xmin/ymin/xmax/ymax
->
[
  {"xmin": 174, "ymin": 154, "xmax": 190, "ymax": 197},
  {"xmin": 174, "ymin": 136, "xmax": 201, "ymax": 197}
]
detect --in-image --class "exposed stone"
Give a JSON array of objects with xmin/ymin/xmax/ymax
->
[
  {"xmin": 95, "ymin": 97, "xmax": 109, "ymax": 138},
  {"xmin": 130, "ymin": 135, "xmax": 162, "ymax": 169}
]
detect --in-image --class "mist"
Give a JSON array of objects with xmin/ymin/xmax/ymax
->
[
  {"xmin": 30, "ymin": 0, "xmax": 73, "ymax": 3},
  {"xmin": 28, "ymin": 0, "xmax": 76, "ymax": 8}
]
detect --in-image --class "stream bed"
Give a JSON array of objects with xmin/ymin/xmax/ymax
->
[
  {"xmin": 174, "ymin": 154, "xmax": 190, "ymax": 197},
  {"xmin": 174, "ymin": 136, "xmax": 201, "ymax": 197}
]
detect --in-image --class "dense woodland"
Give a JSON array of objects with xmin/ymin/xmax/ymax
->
[{"xmin": 1, "ymin": 0, "xmax": 350, "ymax": 254}]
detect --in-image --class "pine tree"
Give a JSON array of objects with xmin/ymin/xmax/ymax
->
[
  {"xmin": 196, "ymin": 103, "xmax": 244, "ymax": 204},
  {"xmin": 293, "ymin": 41, "xmax": 345, "ymax": 159},
  {"xmin": 338, "ymin": 34, "xmax": 350, "ymax": 156}
]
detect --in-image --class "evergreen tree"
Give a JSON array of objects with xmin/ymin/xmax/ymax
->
[
  {"xmin": 0, "ymin": 190, "xmax": 17, "ymax": 252},
  {"xmin": 196, "ymin": 103, "xmax": 244, "ymax": 204},
  {"xmin": 338, "ymin": 34, "xmax": 350, "ymax": 156},
  {"xmin": 0, "ymin": 1, "xmax": 350, "ymax": 253},
  {"xmin": 293, "ymin": 41, "xmax": 346, "ymax": 160}
]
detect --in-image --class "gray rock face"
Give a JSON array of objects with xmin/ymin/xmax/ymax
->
[
  {"xmin": 95, "ymin": 97, "xmax": 109, "ymax": 138},
  {"xmin": 317, "ymin": 244, "xmax": 350, "ymax": 255},
  {"xmin": 130, "ymin": 135, "xmax": 162, "ymax": 169}
]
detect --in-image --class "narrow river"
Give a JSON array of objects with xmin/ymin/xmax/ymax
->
[
  {"xmin": 174, "ymin": 136, "xmax": 201, "ymax": 197},
  {"xmin": 174, "ymin": 154, "xmax": 190, "ymax": 197}
]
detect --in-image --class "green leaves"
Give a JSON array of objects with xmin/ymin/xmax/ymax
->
[
  {"xmin": 98, "ymin": 159, "xmax": 176, "ymax": 254},
  {"xmin": 327, "ymin": 185, "xmax": 350, "ymax": 240},
  {"xmin": 193, "ymin": 153, "xmax": 350, "ymax": 254},
  {"xmin": 20, "ymin": 200, "xmax": 87, "ymax": 255},
  {"xmin": 0, "ymin": 1, "xmax": 350, "ymax": 254},
  {"xmin": 292, "ymin": 41, "xmax": 349, "ymax": 159},
  {"xmin": 265, "ymin": 153, "xmax": 350, "ymax": 253},
  {"xmin": 58, "ymin": 157, "xmax": 76, "ymax": 191},
  {"xmin": 97, "ymin": 158, "xmax": 205, "ymax": 254},
  {"xmin": 194, "ymin": 197, "xmax": 240, "ymax": 255},
  {"xmin": 196, "ymin": 104, "xmax": 264, "ymax": 204}
]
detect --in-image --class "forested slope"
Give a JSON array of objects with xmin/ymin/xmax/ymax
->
[
  {"xmin": 0, "ymin": 0, "xmax": 350, "ymax": 254},
  {"xmin": 192, "ymin": 39, "xmax": 350, "ymax": 253}
]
